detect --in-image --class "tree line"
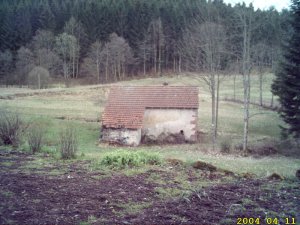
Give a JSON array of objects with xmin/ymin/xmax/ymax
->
[{"xmin": 0, "ymin": 0, "xmax": 291, "ymax": 86}]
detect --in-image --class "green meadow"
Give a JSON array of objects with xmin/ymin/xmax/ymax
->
[{"xmin": 0, "ymin": 73, "xmax": 299, "ymax": 178}]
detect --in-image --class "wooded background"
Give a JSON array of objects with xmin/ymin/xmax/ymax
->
[{"xmin": 0, "ymin": 0, "xmax": 292, "ymax": 85}]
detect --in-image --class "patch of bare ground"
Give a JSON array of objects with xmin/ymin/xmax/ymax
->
[
  {"xmin": 0, "ymin": 151, "xmax": 299, "ymax": 225},
  {"xmin": 130, "ymin": 180, "xmax": 300, "ymax": 225}
]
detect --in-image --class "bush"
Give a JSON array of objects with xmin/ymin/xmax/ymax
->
[
  {"xmin": 27, "ymin": 122, "xmax": 45, "ymax": 153},
  {"xmin": 277, "ymin": 138, "xmax": 299, "ymax": 157},
  {"xmin": 219, "ymin": 138, "xmax": 231, "ymax": 153},
  {"xmin": 100, "ymin": 150, "xmax": 162, "ymax": 169},
  {"xmin": 0, "ymin": 111, "xmax": 23, "ymax": 147},
  {"xmin": 28, "ymin": 66, "xmax": 50, "ymax": 89},
  {"xmin": 59, "ymin": 126, "xmax": 78, "ymax": 159},
  {"xmin": 234, "ymin": 143, "xmax": 244, "ymax": 151}
]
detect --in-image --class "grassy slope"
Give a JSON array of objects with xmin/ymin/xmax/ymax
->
[{"xmin": 0, "ymin": 73, "xmax": 299, "ymax": 178}]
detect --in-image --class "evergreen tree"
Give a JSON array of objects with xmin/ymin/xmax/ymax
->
[
  {"xmin": 36, "ymin": 0, "xmax": 56, "ymax": 31},
  {"xmin": 272, "ymin": 0, "xmax": 300, "ymax": 138},
  {"xmin": 15, "ymin": 47, "xmax": 35, "ymax": 85},
  {"xmin": 0, "ymin": 49, "xmax": 13, "ymax": 84}
]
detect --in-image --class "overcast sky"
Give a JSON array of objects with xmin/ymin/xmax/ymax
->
[{"xmin": 223, "ymin": 0, "xmax": 291, "ymax": 11}]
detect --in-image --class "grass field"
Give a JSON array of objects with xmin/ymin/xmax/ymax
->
[
  {"xmin": 1, "ymin": 73, "xmax": 300, "ymax": 225},
  {"xmin": 0, "ymin": 73, "xmax": 299, "ymax": 178}
]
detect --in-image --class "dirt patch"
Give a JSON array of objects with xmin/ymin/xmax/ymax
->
[
  {"xmin": 192, "ymin": 160, "xmax": 217, "ymax": 172},
  {"xmin": 166, "ymin": 158, "xmax": 185, "ymax": 167},
  {"xmin": 142, "ymin": 132, "xmax": 186, "ymax": 145},
  {"xmin": 0, "ymin": 152, "xmax": 299, "ymax": 225},
  {"xmin": 296, "ymin": 169, "xmax": 300, "ymax": 180},
  {"xmin": 0, "ymin": 159, "xmax": 158, "ymax": 224},
  {"xmin": 267, "ymin": 173, "xmax": 284, "ymax": 181},
  {"xmin": 129, "ymin": 180, "xmax": 300, "ymax": 225}
]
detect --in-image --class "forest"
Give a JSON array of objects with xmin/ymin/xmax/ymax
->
[
  {"xmin": 1, "ymin": 1, "xmax": 300, "ymax": 224},
  {"xmin": 0, "ymin": 0, "xmax": 292, "ymax": 86}
]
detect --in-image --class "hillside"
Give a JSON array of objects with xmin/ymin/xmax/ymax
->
[{"xmin": 1, "ymin": 73, "xmax": 300, "ymax": 225}]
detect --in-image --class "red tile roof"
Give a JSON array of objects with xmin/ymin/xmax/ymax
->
[{"xmin": 102, "ymin": 86, "xmax": 199, "ymax": 129}]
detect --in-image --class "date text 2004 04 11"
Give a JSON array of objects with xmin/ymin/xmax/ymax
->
[{"xmin": 237, "ymin": 217, "xmax": 296, "ymax": 225}]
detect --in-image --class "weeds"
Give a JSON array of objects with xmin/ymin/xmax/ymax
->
[
  {"xmin": 219, "ymin": 137, "xmax": 232, "ymax": 153},
  {"xmin": 27, "ymin": 122, "xmax": 46, "ymax": 153},
  {"xmin": 59, "ymin": 126, "xmax": 78, "ymax": 159},
  {"xmin": 0, "ymin": 111, "xmax": 23, "ymax": 147},
  {"xmin": 100, "ymin": 150, "xmax": 162, "ymax": 169}
]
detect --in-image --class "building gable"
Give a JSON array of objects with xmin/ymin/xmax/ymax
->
[{"xmin": 102, "ymin": 86, "xmax": 199, "ymax": 129}]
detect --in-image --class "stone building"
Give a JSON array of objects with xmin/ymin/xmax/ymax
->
[{"xmin": 101, "ymin": 86, "xmax": 199, "ymax": 146}]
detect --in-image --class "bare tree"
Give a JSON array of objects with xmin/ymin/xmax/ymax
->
[
  {"xmin": 30, "ymin": 30, "xmax": 61, "ymax": 77},
  {"xmin": 55, "ymin": 33, "xmax": 78, "ymax": 82},
  {"xmin": 147, "ymin": 18, "xmax": 165, "ymax": 76},
  {"xmin": 35, "ymin": 48, "xmax": 61, "ymax": 77},
  {"xmin": 15, "ymin": 47, "xmax": 35, "ymax": 86},
  {"xmin": 137, "ymin": 37, "xmax": 151, "ymax": 76},
  {"xmin": 181, "ymin": 21, "xmax": 227, "ymax": 150},
  {"xmin": 64, "ymin": 17, "xmax": 87, "ymax": 78},
  {"xmin": 103, "ymin": 33, "xmax": 134, "ymax": 81},
  {"xmin": 28, "ymin": 66, "xmax": 50, "ymax": 89},
  {"xmin": 237, "ymin": 7, "xmax": 253, "ymax": 152},
  {"xmin": 31, "ymin": 30, "xmax": 55, "ymax": 53},
  {"xmin": 82, "ymin": 34, "xmax": 134, "ymax": 83},
  {"xmin": 252, "ymin": 42, "xmax": 270, "ymax": 106},
  {"xmin": 81, "ymin": 40, "xmax": 104, "ymax": 83},
  {"xmin": 227, "ymin": 59, "xmax": 241, "ymax": 101}
]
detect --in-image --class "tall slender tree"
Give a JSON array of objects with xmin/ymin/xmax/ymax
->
[
  {"xmin": 236, "ymin": 4, "xmax": 253, "ymax": 151},
  {"xmin": 0, "ymin": 50, "xmax": 13, "ymax": 84},
  {"xmin": 272, "ymin": 0, "xmax": 300, "ymax": 139},
  {"xmin": 55, "ymin": 33, "xmax": 78, "ymax": 81}
]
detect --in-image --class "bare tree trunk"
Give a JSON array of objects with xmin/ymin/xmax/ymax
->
[
  {"xmin": 118, "ymin": 58, "xmax": 121, "ymax": 80},
  {"xmin": 96, "ymin": 60, "xmax": 100, "ymax": 83},
  {"xmin": 76, "ymin": 56, "xmax": 79, "ymax": 79},
  {"xmin": 105, "ymin": 49, "xmax": 108, "ymax": 82},
  {"xmin": 38, "ymin": 73, "xmax": 41, "ymax": 89},
  {"xmin": 158, "ymin": 43, "xmax": 162, "ymax": 76},
  {"xmin": 178, "ymin": 55, "xmax": 181, "ymax": 74},
  {"xmin": 72, "ymin": 48, "xmax": 75, "ymax": 78},
  {"xmin": 211, "ymin": 75, "xmax": 216, "ymax": 150},
  {"xmin": 154, "ymin": 43, "xmax": 157, "ymax": 75},
  {"xmin": 173, "ymin": 57, "xmax": 176, "ymax": 73},
  {"xmin": 271, "ymin": 92, "xmax": 274, "ymax": 107},
  {"xmin": 114, "ymin": 63, "xmax": 117, "ymax": 81},
  {"xmin": 259, "ymin": 67, "xmax": 263, "ymax": 106},
  {"xmin": 76, "ymin": 39, "xmax": 80, "ymax": 78},
  {"xmin": 215, "ymin": 74, "xmax": 220, "ymax": 139},
  {"xmin": 233, "ymin": 74, "xmax": 236, "ymax": 100},
  {"xmin": 241, "ymin": 11, "xmax": 252, "ymax": 152},
  {"xmin": 143, "ymin": 46, "xmax": 146, "ymax": 76},
  {"xmin": 122, "ymin": 62, "xmax": 125, "ymax": 79}
]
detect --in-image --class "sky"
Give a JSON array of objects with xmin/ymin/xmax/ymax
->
[{"xmin": 223, "ymin": 0, "xmax": 291, "ymax": 11}]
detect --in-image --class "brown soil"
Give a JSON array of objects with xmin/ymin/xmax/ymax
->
[{"xmin": 0, "ymin": 151, "xmax": 299, "ymax": 225}]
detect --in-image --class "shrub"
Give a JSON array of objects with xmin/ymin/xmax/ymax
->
[
  {"xmin": 247, "ymin": 140, "xmax": 278, "ymax": 156},
  {"xmin": 0, "ymin": 111, "xmax": 23, "ymax": 147},
  {"xmin": 219, "ymin": 138, "xmax": 231, "ymax": 153},
  {"xmin": 27, "ymin": 122, "xmax": 45, "ymax": 153},
  {"xmin": 100, "ymin": 150, "xmax": 162, "ymax": 169},
  {"xmin": 192, "ymin": 160, "xmax": 217, "ymax": 171},
  {"xmin": 59, "ymin": 126, "xmax": 78, "ymax": 159},
  {"xmin": 234, "ymin": 143, "xmax": 243, "ymax": 151},
  {"xmin": 277, "ymin": 138, "xmax": 299, "ymax": 157},
  {"xmin": 28, "ymin": 66, "xmax": 50, "ymax": 89}
]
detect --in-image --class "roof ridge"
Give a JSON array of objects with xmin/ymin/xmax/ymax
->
[{"xmin": 102, "ymin": 86, "xmax": 199, "ymax": 129}]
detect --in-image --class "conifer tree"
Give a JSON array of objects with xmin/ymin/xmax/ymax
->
[{"xmin": 272, "ymin": 0, "xmax": 300, "ymax": 138}]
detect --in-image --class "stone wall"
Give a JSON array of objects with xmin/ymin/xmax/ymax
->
[
  {"xmin": 142, "ymin": 108, "xmax": 197, "ymax": 143},
  {"xmin": 102, "ymin": 128, "xmax": 141, "ymax": 146}
]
